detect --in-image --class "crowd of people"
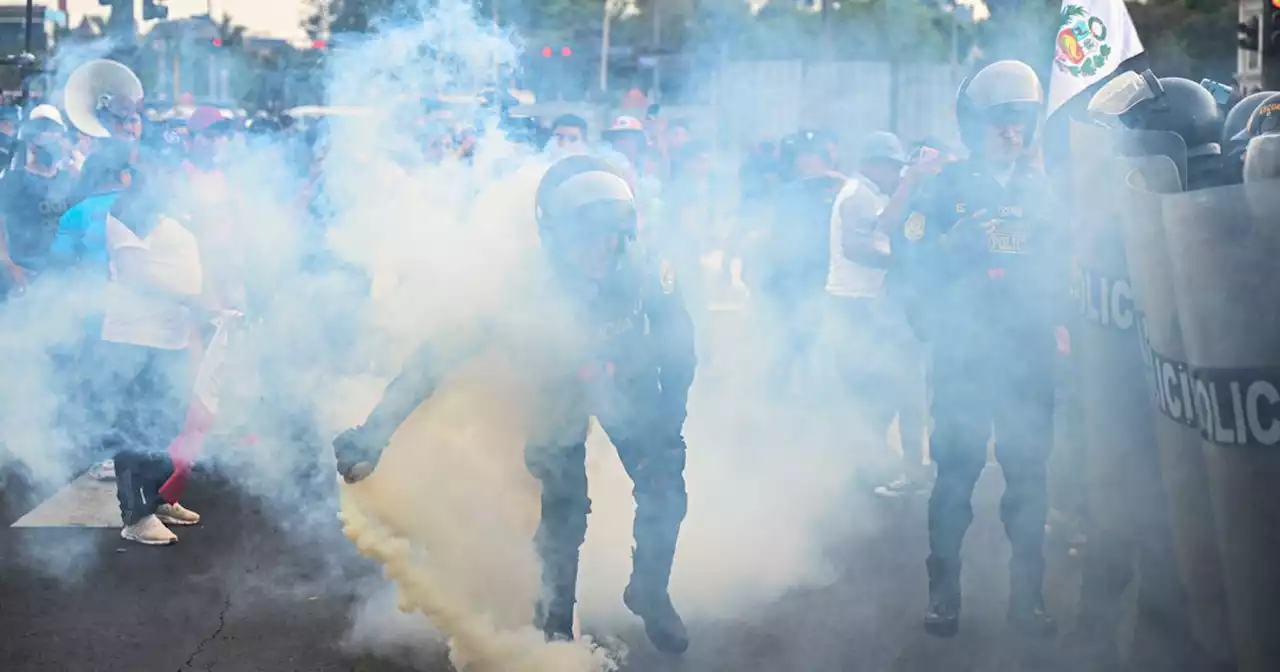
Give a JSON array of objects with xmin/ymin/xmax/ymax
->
[{"xmin": 8, "ymin": 43, "xmax": 1279, "ymax": 668}]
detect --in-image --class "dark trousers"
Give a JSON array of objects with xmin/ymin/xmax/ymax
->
[
  {"xmin": 102, "ymin": 342, "xmax": 191, "ymax": 525},
  {"xmin": 524, "ymin": 371, "xmax": 688, "ymax": 622},
  {"xmin": 826, "ymin": 296, "xmax": 926, "ymax": 472},
  {"xmin": 926, "ymin": 332, "xmax": 1055, "ymax": 603}
]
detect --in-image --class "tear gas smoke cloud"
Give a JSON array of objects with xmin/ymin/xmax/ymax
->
[{"xmin": 0, "ymin": 0, "xmax": 927, "ymax": 667}]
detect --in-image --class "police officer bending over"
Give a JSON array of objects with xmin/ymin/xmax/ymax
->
[
  {"xmin": 893, "ymin": 61, "xmax": 1066, "ymax": 638},
  {"xmin": 332, "ymin": 156, "xmax": 697, "ymax": 654}
]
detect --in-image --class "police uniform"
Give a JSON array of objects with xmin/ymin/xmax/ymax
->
[
  {"xmin": 333, "ymin": 156, "xmax": 696, "ymax": 654},
  {"xmin": 901, "ymin": 155, "xmax": 1065, "ymax": 629},
  {"xmin": 903, "ymin": 59, "xmax": 1065, "ymax": 638}
]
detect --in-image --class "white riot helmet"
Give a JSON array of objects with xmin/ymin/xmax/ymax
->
[{"xmin": 956, "ymin": 60, "xmax": 1045, "ymax": 151}]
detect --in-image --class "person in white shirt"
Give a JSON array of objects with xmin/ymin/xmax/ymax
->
[
  {"xmin": 101, "ymin": 184, "xmax": 205, "ymax": 546},
  {"xmin": 827, "ymin": 131, "xmax": 930, "ymax": 497}
]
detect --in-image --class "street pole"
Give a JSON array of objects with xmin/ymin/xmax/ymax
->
[
  {"xmin": 599, "ymin": 0, "xmax": 612, "ymax": 95},
  {"xmin": 652, "ymin": 0, "xmax": 661, "ymax": 102},
  {"xmin": 22, "ymin": 0, "xmax": 34, "ymax": 103},
  {"xmin": 23, "ymin": 0, "xmax": 33, "ymax": 55},
  {"xmin": 950, "ymin": 6, "xmax": 958, "ymax": 82}
]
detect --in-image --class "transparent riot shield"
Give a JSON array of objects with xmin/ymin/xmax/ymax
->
[
  {"xmin": 1067, "ymin": 120, "xmax": 1197, "ymax": 663},
  {"xmin": 1119, "ymin": 159, "xmax": 1235, "ymax": 667},
  {"xmin": 1163, "ymin": 178, "xmax": 1280, "ymax": 672}
]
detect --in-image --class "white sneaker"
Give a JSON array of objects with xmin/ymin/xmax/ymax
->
[
  {"xmin": 88, "ymin": 459, "xmax": 115, "ymax": 481},
  {"xmin": 874, "ymin": 476, "xmax": 931, "ymax": 498},
  {"xmin": 156, "ymin": 502, "xmax": 201, "ymax": 526},
  {"xmin": 120, "ymin": 515, "xmax": 178, "ymax": 545}
]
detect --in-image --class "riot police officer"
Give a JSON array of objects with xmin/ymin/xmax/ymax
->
[
  {"xmin": 895, "ymin": 60, "xmax": 1063, "ymax": 638},
  {"xmin": 332, "ymin": 155, "xmax": 697, "ymax": 654},
  {"xmin": 1240, "ymin": 92, "xmax": 1280, "ymax": 182},
  {"xmin": 1222, "ymin": 89, "xmax": 1273, "ymax": 179},
  {"xmin": 748, "ymin": 130, "xmax": 845, "ymax": 391},
  {"xmin": 1088, "ymin": 73, "xmax": 1226, "ymax": 189}
]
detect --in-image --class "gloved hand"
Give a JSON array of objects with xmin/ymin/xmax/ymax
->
[
  {"xmin": 333, "ymin": 427, "xmax": 382, "ymax": 484},
  {"xmin": 938, "ymin": 209, "xmax": 996, "ymax": 256}
]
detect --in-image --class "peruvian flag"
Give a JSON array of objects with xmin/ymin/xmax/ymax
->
[
  {"xmin": 1047, "ymin": 0, "xmax": 1145, "ymax": 118},
  {"xmin": 159, "ymin": 311, "xmax": 240, "ymax": 503}
]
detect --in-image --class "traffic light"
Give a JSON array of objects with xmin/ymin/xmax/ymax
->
[
  {"xmin": 1242, "ymin": 15, "xmax": 1261, "ymax": 52},
  {"xmin": 539, "ymin": 46, "xmax": 573, "ymax": 58},
  {"xmin": 311, "ymin": 40, "xmax": 327, "ymax": 50},
  {"xmin": 142, "ymin": 0, "xmax": 168, "ymax": 21},
  {"xmin": 211, "ymin": 38, "xmax": 223, "ymax": 47},
  {"xmin": 1270, "ymin": 1, "xmax": 1280, "ymax": 54}
]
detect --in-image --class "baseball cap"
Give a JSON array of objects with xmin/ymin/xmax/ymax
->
[
  {"xmin": 29, "ymin": 104, "xmax": 65, "ymax": 128},
  {"xmin": 858, "ymin": 131, "xmax": 906, "ymax": 163},
  {"xmin": 606, "ymin": 116, "xmax": 645, "ymax": 133},
  {"xmin": 187, "ymin": 106, "xmax": 231, "ymax": 134}
]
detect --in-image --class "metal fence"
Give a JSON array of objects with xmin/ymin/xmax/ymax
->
[{"xmin": 521, "ymin": 60, "xmax": 964, "ymax": 163}]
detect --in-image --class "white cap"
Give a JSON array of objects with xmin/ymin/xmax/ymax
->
[{"xmin": 29, "ymin": 104, "xmax": 65, "ymax": 128}]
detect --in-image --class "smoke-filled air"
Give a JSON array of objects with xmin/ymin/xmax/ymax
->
[{"xmin": 0, "ymin": 1, "xmax": 1275, "ymax": 672}]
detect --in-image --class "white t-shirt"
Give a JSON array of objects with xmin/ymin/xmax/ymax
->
[
  {"xmin": 101, "ymin": 214, "xmax": 203, "ymax": 350},
  {"xmin": 826, "ymin": 174, "xmax": 890, "ymax": 300}
]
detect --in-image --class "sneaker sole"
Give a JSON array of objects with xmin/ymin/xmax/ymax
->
[
  {"xmin": 924, "ymin": 619, "xmax": 959, "ymax": 637},
  {"xmin": 156, "ymin": 514, "xmax": 200, "ymax": 526},
  {"xmin": 120, "ymin": 530, "xmax": 177, "ymax": 545}
]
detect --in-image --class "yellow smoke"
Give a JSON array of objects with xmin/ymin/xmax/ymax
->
[{"xmin": 335, "ymin": 351, "xmax": 621, "ymax": 671}]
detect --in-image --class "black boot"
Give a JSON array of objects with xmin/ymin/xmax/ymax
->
[
  {"xmin": 924, "ymin": 556, "xmax": 961, "ymax": 637},
  {"xmin": 623, "ymin": 582, "xmax": 689, "ymax": 654},
  {"xmin": 1009, "ymin": 588, "xmax": 1058, "ymax": 638},
  {"xmin": 534, "ymin": 597, "xmax": 575, "ymax": 643}
]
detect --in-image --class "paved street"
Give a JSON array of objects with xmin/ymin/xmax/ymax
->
[{"xmin": 0, "ymin": 451, "xmax": 1084, "ymax": 672}]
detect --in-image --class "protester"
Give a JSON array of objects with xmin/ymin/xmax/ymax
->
[
  {"xmin": 47, "ymin": 140, "xmax": 137, "ymax": 481},
  {"xmin": 102, "ymin": 170, "xmax": 205, "ymax": 545},
  {"xmin": 0, "ymin": 118, "xmax": 78, "ymax": 298},
  {"xmin": 824, "ymin": 131, "xmax": 929, "ymax": 496},
  {"xmin": 548, "ymin": 113, "xmax": 590, "ymax": 157}
]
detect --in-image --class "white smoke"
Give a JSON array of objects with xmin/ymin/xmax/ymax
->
[{"xmin": 0, "ymin": 0, "xmax": 904, "ymax": 667}]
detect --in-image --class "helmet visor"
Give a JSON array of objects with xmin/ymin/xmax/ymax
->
[
  {"xmin": 1088, "ymin": 70, "xmax": 1159, "ymax": 121},
  {"xmin": 1244, "ymin": 133, "xmax": 1280, "ymax": 183}
]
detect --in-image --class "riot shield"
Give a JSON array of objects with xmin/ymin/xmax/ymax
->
[
  {"xmin": 1067, "ymin": 122, "xmax": 1188, "ymax": 661},
  {"xmin": 1119, "ymin": 160, "xmax": 1235, "ymax": 667},
  {"xmin": 1163, "ymin": 178, "xmax": 1280, "ymax": 672}
]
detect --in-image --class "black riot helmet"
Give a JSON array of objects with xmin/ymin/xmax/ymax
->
[
  {"xmin": 1088, "ymin": 72, "xmax": 1223, "ymax": 157},
  {"xmin": 535, "ymin": 155, "xmax": 638, "ymax": 280},
  {"xmin": 955, "ymin": 60, "xmax": 1044, "ymax": 152},
  {"xmin": 1241, "ymin": 93, "xmax": 1280, "ymax": 183},
  {"xmin": 1223, "ymin": 90, "xmax": 1274, "ymax": 148}
]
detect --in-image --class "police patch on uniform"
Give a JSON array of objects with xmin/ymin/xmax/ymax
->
[
  {"xmin": 660, "ymin": 261, "xmax": 676, "ymax": 294},
  {"xmin": 904, "ymin": 211, "xmax": 926, "ymax": 241}
]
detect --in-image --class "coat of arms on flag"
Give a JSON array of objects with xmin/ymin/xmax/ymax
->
[{"xmin": 1055, "ymin": 4, "xmax": 1114, "ymax": 79}]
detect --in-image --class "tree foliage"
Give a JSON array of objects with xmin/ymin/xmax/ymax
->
[{"xmin": 983, "ymin": 0, "xmax": 1237, "ymax": 83}]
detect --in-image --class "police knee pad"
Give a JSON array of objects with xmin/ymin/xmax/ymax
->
[
  {"xmin": 634, "ymin": 477, "xmax": 688, "ymax": 523},
  {"xmin": 540, "ymin": 493, "xmax": 591, "ymax": 549}
]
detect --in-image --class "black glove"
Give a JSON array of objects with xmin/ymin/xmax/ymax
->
[{"xmin": 333, "ymin": 427, "xmax": 383, "ymax": 484}]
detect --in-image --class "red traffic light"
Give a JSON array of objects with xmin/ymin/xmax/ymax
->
[
  {"xmin": 1273, "ymin": 0, "xmax": 1280, "ymax": 10},
  {"xmin": 211, "ymin": 38, "xmax": 223, "ymax": 47},
  {"xmin": 560, "ymin": 46, "xmax": 572, "ymax": 57},
  {"xmin": 541, "ymin": 46, "xmax": 553, "ymax": 58},
  {"xmin": 311, "ymin": 40, "xmax": 327, "ymax": 49}
]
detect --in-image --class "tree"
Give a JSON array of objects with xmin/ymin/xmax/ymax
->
[
  {"xmin": 217, "ymin": 14, "xmax": 249, "ymax": 48},
  {"xmin": 980, "ymin": 0, "xmax": 1237, "ymax": 83}
]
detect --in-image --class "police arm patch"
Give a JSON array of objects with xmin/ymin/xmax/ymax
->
[
  {"xmin": 659, "ymin": 260, "xmax": 677, "ymax": 294},
  {"xmin": 904, "ymin": 211, "xmax": 926, "ymax": 241}
]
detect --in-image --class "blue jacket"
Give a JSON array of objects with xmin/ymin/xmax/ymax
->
[{"xmin": 48, "ymin": 191, "xmax": 121, "ymax": 273}]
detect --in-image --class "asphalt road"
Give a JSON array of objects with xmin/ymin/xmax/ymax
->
[{"xmin": 0, "ymin": 453, "xmax": 1087, "ymax": 672}]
